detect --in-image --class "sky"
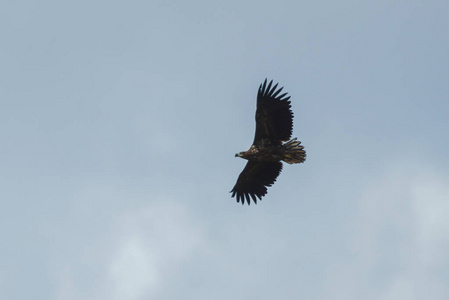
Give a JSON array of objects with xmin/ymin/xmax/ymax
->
[{"xmin": 1, "ymin": 0, "xmax": 449, "ymax": 299}]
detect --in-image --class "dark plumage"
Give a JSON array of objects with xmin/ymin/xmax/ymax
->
[{"xmin": 231, "ymin": 79, "xmax": 306, "ymax": 205}]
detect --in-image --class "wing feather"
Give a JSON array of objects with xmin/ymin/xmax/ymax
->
[
  {"xmin": 230, "ymin": 161, "xmax": 283, "ymax": 205},
  {"xmin": 253, "ymin": 79, "xmax": 293, "ymax": 146}
]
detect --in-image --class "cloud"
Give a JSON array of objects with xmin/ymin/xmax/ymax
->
[
  {"xmin": 107, "ymin": 201, "xmax": 206, "ymax": 300},
  {"xmin": 410, "ymin": 173, "xmax": 449, "ymax": 264},
  {"xmin": 109, "ymin": 235, "xmax": 158, "ymax": 300},
  {"xmin": 323, "ymin": 163, "xmax": 449, "ymax": 300},
  {"xmin": 52, "ymin": 197, "xmax": 206, "ymax": 300}
]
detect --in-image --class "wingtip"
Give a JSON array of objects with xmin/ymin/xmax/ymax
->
[
  {"xmin": 260, "ymin": 78, "xmax": 268, "ymax": 92},
  {"xmin": 266, "ymin": 80, "xmax": 273, "ymax": 93}
]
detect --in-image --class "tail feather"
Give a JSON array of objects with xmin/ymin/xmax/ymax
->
[{"xmin": 282, "ymin": 138, "xmax": 306, "ymax": 164}]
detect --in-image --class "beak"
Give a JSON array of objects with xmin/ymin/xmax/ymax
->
[{"xmin": 235, "ymin": 153, "xmax": 239, "ymax": 157}]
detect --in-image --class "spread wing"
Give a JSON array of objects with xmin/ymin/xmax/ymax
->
[
  {"xmin": 230, "ymin": 161, "xmax": 283, "ymax": 205},
  {"xmin": 253, "ymin": 79, "xmax": 293, "ymax": 146}
]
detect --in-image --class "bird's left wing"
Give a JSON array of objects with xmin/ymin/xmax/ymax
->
[
  {"xmin": 253, "ymin": 79, "xmax": 293, "ymax": 146},
  {"xmin": 230, "ymin": 161, "xmax": 283, "ymax": 205}
]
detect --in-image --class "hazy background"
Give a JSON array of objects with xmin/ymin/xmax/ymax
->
[{"xmin": 1, "ymin": 1, "xmax": 449, "ymax": 299}]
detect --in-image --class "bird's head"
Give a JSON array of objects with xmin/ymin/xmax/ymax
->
[{"xmin": 235, "ymin": 152, "xmax": 245, "ymax": 159}]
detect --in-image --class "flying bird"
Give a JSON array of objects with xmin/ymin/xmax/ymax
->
[{"xmin": 231, "ymin": 79, "xmax": 306, "ymax": 205}]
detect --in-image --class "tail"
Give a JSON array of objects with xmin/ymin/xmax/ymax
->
[{"xmin": 282, "ymin": 138, "xmax": 306, "ymax": 164}]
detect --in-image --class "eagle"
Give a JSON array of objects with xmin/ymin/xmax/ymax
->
[{"xmin": 231, "ymin": 79, "xmax": 306, "ymax": 205}]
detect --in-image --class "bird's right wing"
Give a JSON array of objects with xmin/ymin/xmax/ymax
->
[{"xmin": 230, "ymin": 161, "xmax": 283, "ymax": 205}]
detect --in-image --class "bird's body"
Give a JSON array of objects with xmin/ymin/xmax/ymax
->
[
  {"xmin": 236, "ymin": 138, "xmax": 305, "ymax": 163},
  {"xmin": 231, "ymin": 79, "xmax": 306, "ymax": 205}
]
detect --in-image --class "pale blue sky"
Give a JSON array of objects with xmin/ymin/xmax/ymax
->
[{"xmin": 1, "ymin": 1, "xmax": 449, "ymax": 299}]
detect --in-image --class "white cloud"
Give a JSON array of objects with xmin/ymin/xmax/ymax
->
[
  {"xmin": 410, "ymin": 174, "xmax": 449, "ymax": 265},
  {"xmin": 107, "ymin": 201, "xmax": 206, "ymax": 300},
  {"xmin": 51, "ymin": 198, "xmax": 206, "ymax": 300},
  {"xmin": 54, "ymin": 265, "xmax": 75, "ymax": 300},
  {"xmin": 324, "ymin": 163, "xmax": 449, "ymax": 300},
  {"xmin": 109, "ymin": 235, "xmax": 158, "ymax": 300}
]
